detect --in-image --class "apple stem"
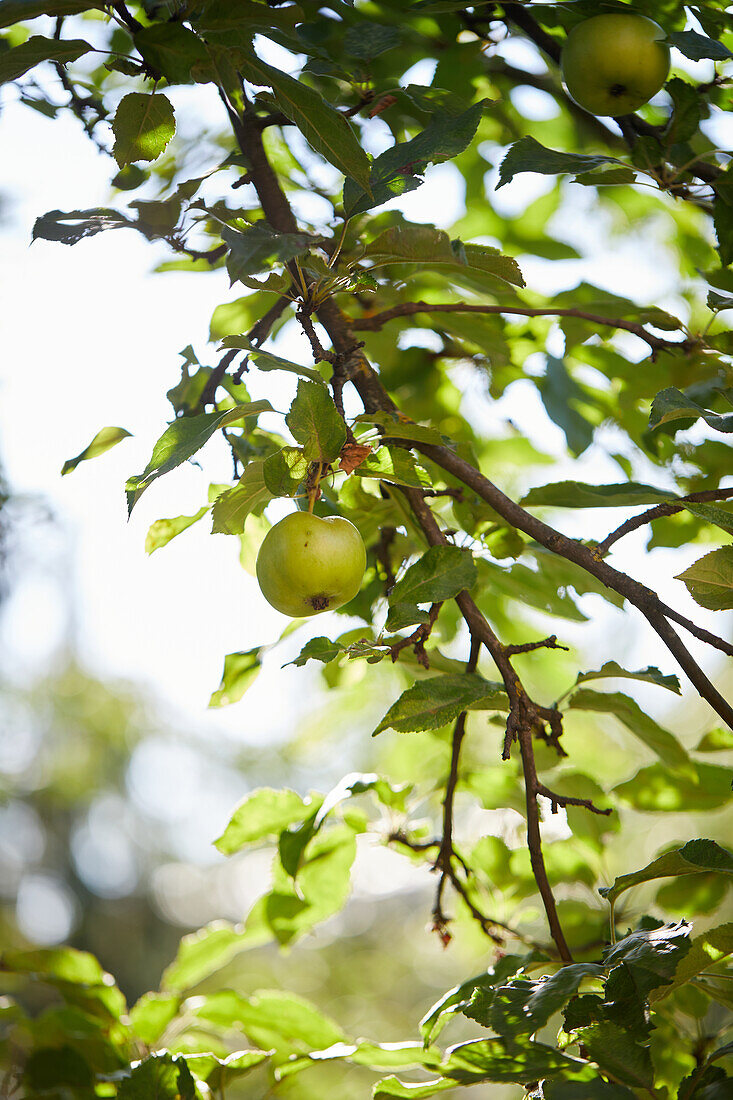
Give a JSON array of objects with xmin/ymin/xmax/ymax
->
[{"xmin": 307, "ymin": 462, "xmax": 323, "ymax": 514}]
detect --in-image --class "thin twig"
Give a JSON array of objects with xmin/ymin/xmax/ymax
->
[
  {"xmin": 389, "ymin": 602, "xmax": 442, "ymax": 668},
  {"xmin": 505, "ymin": 635, "xmax": 568, "ymax": 656},
  {"xmin": 597, "ymin": 487, "xmax": 733, "ymax": 555},
  {"xmin": 432, "ymin": 636, "xmax": 481, "ymax": 943}
]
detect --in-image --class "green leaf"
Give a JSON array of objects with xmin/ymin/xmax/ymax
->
[
  {"xmin": 222, "ymin": 989, "xmax": 346, "ymax": 1056},
  {"xmin": 603, "ymin": 920, "xmax": 692, "ymax": 989},
  {"xmin": 0, "ymin": 1, "xmax": 101, "ymax": 25},
  {"xmin": 2, "ymin": 946, "xmax": 109, "ymax": 985},
  {"xmin": 353, "ymin": 411, "xmax": 444, "ymax": 446},
  {"xmin": 375, "ymin": 673, "xmax": 509, "ymax": 735},
  {"xmin": 32, "ymin": 206, "xmax": 129, "ymax": 245},
  {"xmin": 696, "ymin": 727, "xmax": 733, "ymax": 752},
  {"xmin": 211, "ymin": 461, "xmax": 271, "ymax": 535},
  {"xmin": 665, "ymin": 77, "xmax": 703, "ymax": 145},
  {"xmin": 567, "ymin": 690, "xmax": 690, "ymax": 770},
  {"xmin": 440, "ymin": 1036, "xmax": 585, "ymax": 1083},
  {"xmin": 389, "ymin": 546, "xmax": 476, "ymax": 608},
  {"xmin": 567, "ymin": 662, "xmax": 681, "ymax": 697},
  {"xmin": 649, "ymin": 387, "xmax": 733, "ymax": 434},
  {"xmin": 676, "ymin": 547, "xmax": 733, "ymax": 611},
  {"xmin": 126, "ymin": 407, "xmax": 256, "ymax": 513},
  {"xmin": 343, "ymin": 102, "xmax": 484, "ymax": 216},
  {"xmin": 682, "ymin": 502, "xmax": 733, "ymax": 535},
  {"xmin": 215, "ymin": 788, "xmax": 312, "ymax": 855},
  {"xmin": 521, "ymin": 481, "xmax": 673, "ymax": 509},
  {"xmin": 538, "ymin": 356, "xmax": 595, "ymax": 456},
  {"xmin": 600, "ymin": 840, "xmax": 733, "ymax": 905},
  {"xmin": 420, "ymin": 955, "xmax": 537, "ymax": 1046},
  {"xmin": 464, "ymin": 964, "xmax": 604, "ymax": 1038},
  {"xmin": 286, "ymin": 380, "xmax": 346, "ymax": 464},
  {"xmin": 220, "ymin": 336, "xmax": 325, "ymax": 384},
  {"xmin": 651, "ymin": 922, "xmax": 733, "ymax": 1001},
  {"xmin": 343, "ymin": 21, "xmax": 401, "ymax": 59},
  {"xmin": 161, "ymin": 921, "xmax": 270, "ymax": 992},
  {"xmin": 497, "ymin": 137, "xmax": 622, "ymax": 189},
  {"xmin": 364, "ymin": 224, "xmax": 524, "ymax": 287},
  {"xmin": 221, "ymin": 222, "xmax": 317, "ymax": 284},
  {"xmin": 133, "ymin": 22, "xmax": 209, "ymax": 85},
  {"xmin": 353, "ymin": 447, "xmax": 430, "ymax": 488},
  {"xmin": 263, "ymin": 447, "xmax": 308, "ymax": 496},
  {"xmin": 236, "ymin": 48, "xmax": 371, "ymax": 192},
  {"xmin": 287, "ymin": 636, "xmax": 343, "ymax": 667},
  {"xmin": 129, "ymin": 992, "xmax": 180, "ymax": 1045},
  {"xmin": 614, "ymin": 763, "xmax": 733, "ymax": 812},
  {"xmin": 266, "ymin": 826, "xmax": 356, "ymax": 944},
  {"xmin": 145, "ymin": 507, "xmax": 209, "ymax": 553},
  {"xmin": 187, "ymin": 1050, "xmax": 271, "ymax": 1088},
  {"xmin": 112, "ymin": 92, "xmax": 176, "ymax": 168},
  {"xmin": 208, "ymin": 648, "xmax": 263, "ymax": 708},
  {"xmin": 668, "ymin": 30, "xmax": 733, "ymax": 61},
  {"xmin": 576, "ymin": 1022, "xmax": 653, "ymax": 1089},
  {"xmin": 117, "ymin": 1052, "xmax": 196, "ymax": 1100},
  {"xmin": 0, "ymin": 34, "xmax": 92, "ymax": 84},
  {"xmin": 373, "ymin": 1078, "xmax": 454, "ymax": 1099},
  {"xmin": 544, "ymin": 1082, "xmax": 637, "ymax": 1100},
  {"xmin": 61, "ymin": 426, "xmax": 131, "ymax": 475}
]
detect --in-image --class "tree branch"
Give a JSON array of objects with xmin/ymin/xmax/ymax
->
[
  {"xmin": 597, "ymin": 487, "xmax": 733, "ymax": 555},
  {"xmin": 349, "ymin": 300, "xmax": 695, "ymax": 355},
  {"xmin": 409, "ymin": 443, "xmax": 733, "ymax": 730}
]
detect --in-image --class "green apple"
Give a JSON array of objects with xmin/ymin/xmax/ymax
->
[
  {"xmin": 561, "ymin": 13, "xmax": 670, "ymax": 117},
  {"xmin": 256, "ymin": 511, "xmax": 366, "ymax": 617}
]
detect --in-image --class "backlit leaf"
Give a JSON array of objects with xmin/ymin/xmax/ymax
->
[
  {"xmin": 567, "ymin": 690, "xmax": 690, "ymax": 770},
  {"xmin": 61, "ymin": 426, "xmax": 131, "ymax": 475},
  {"xmin": 498, "ymin": 137, "xmax": 623, "ymax": 189},
  {"xmin": 286, "ymin": 380, "xmax": 346, "ymax": 464},
  {"xmin": 375, "ymin": 673, "xmax": 509, "ymax": 734},
  {"xmin": 112, "ymin": 92, "xmax": 176, "ymax": 168},
  {"xmin": 145, "ymin": 507, "xmax": 209, "ymax": 553},
  {"xmin": 0, "ymin": 34, "xmax": 92, "ymax": 84},
  {"xmin": 676, "ymin": 547, "xmax": 733, "ymax": 610},
  {"xmin": 211, "ymin": 461, "xmax": 271, "ymax": 534},
  {"xmin": 600, "ymin": 840, "xmax": 733, "ymax": 905},
  {"xmin": 237, "ymin": 47, "xmax": 371, "ymax": 191},
  {"xmin": 389, "ymin": 546, "xmax": 476, "ymax": 608},
  {"xmin": 215, "ymin": 788, "xmax": 312, "ymax": 855},
  {"xmin": 208, "ymin": 648, "xmax": 263, "ymax": 708}
]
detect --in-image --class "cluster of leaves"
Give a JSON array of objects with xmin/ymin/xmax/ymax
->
[
  {"xmin": 2, "ymin": 0, "xmax": 733, "ymax": 1096},
  {"xmin": 1, "ymin": 838, "xmax": 731, "ymax": 1096}
]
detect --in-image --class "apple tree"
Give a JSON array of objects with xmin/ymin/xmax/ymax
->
[{"xmin": 1, "ymin": 0, "xmax": 733, "ymax": 1097}]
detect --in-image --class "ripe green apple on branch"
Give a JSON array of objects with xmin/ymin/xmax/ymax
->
[
  {"xmin": 561, "ymin": 12, "xmax": 671, "ymax": 116},
  {"xmin": 256, "ymin": 510, "xmax": 366, "ymax": 618}
]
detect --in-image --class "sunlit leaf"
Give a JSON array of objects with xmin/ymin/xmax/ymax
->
[
  {"xmin": 237, "ymin": 47, "xmax": 371, "ymax": 191},
  {"xmin": 208, "ymin": 648, "xmax": 263, "ymax": 708},
  {"xmin": 215, "ymin": 788, "xmax": 313, "ymax": 855},
  {"xmin": 112, "ymin": 92, "xmax": 176, "ymax": 168},
  {"xmin": 61, "ymin": 426, "xmax": 131, "ymax": 475},
  {"xmin": 567, "ymin": 690, "xmax": 690, "ymax": 770},
  {"xmin": 676, "ymin": 547, "xmax": 733, "ymax": 610},
  {"xmin": 375, "ymin": 673, "xmax": 509, "ymax": 735},
  {"xmin": 286, "ymin": 380, "xmax": 346, "ymax": 464},
  {"xmin": 0, "ymin": 34, "xmax": 92, "ymax": 84},
  {"xmin": 600, "ymin": 840, "xmax": 733, "ymax": 904},
  {"xmin": 145, "ymin": 507, "xmax": 209, "ymax": 553},
  {"xmin": 211, "ymin": 460, "xmax": 271, "ymax": 534}
]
